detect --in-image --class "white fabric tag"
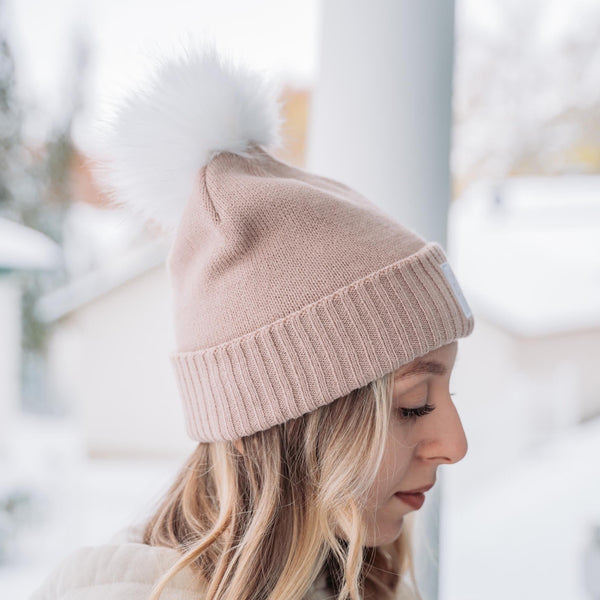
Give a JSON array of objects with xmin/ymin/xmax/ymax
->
[{"xmin": 440, "ymin": 262, "xmax": 472, "ymax": 319}]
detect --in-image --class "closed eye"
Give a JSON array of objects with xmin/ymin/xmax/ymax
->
[
  {"xmin": 397, "ymin": 403, "xmax": 436, "ymax": 420},
  {"xmin": 396, "ymin": 393, "xmax": 456, "ymax": 421}
]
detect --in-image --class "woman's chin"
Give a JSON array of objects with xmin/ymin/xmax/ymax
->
[{"xmin": 364, "ymin": 516, "xmax": 404, "ymax": 547}]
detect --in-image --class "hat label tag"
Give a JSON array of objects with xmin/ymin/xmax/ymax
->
[{"xmin": 440, "ymin": 262, "xmax": 472, "ymax": 319}]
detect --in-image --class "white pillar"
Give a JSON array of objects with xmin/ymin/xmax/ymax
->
[
  {"xmin": 306, "ymin": 0, "xmax": 454, "ymax": 245},
  {"xmin": 306, "ymin": 2, "xmax": 455, "ymax": 599}
]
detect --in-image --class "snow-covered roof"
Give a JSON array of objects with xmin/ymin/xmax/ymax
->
[
  {"xmin": 0, "ymin": 217, "xmax": 63, "ymax": 272},
  {"xmin": 34, "ymin": 240, "xmax": 168, "ymax": 323},
  {"xmin": 448, "ymin": 175, "xmax": 600, "ymax": 337},
  {"xmin": 33, "ymin": 203, "xmax": 170, "ymax": 323}
]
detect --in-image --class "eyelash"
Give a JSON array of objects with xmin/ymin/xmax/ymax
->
[
  {"xmin": 397, "ymin": 403, "xmax": 436, "ymax": 420},
  {"xmin": 397, "ymin": 393, "xmax": 456, "ymax": 421}
]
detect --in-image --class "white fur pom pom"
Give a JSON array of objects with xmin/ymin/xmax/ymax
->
[{"xmin": 91, "ymin": 41, "xmax": 284, "ymax": 234}]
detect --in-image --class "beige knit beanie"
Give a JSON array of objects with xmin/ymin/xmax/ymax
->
[{"xmin": 94, "ymin": 43, "xmax": 475, "ymax": 443}]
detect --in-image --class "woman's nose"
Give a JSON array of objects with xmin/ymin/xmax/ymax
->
[{"xmin": 419, "ymin": 393, "xmax": 468, "ymax": 465}]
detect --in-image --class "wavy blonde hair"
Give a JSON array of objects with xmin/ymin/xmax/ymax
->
[{"xmin": 143, "ymin": 371, "xmax": 423, "ymax": 600}]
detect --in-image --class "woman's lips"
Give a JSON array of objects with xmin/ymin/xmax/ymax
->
[{"xmin": 394, "ymin": 492, "xmax": 425, "ymax": 510}]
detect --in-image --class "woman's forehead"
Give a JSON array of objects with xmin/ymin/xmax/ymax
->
[{"xmin": 393, "ymin": 342, "xmax": 457, "ymax": 381}]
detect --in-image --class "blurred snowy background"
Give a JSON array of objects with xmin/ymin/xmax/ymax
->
[{"xmin": 1, "ymin": 0, "xmax": 599, "ymax": 599}]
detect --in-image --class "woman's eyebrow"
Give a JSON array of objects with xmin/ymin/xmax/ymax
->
[{"xmin": 395, "ymin": 359, "xmax": 448, "ymax": 380}]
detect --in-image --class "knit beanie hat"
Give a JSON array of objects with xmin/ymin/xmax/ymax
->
[{"xmin": 94, "ymin": 43, "xmax": 475, "ymax": 443}]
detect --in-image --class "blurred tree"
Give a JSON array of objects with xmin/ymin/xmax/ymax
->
[
  {"xmin": 0, "ymin": 15, "xmax": 89, "ymax": 413},
  {"xmin": 453, "ymin": 0, "xmax": 600, "ymax": 196}
]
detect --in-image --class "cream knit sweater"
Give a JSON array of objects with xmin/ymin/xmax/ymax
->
[{"xmin": 31, "ymin": 523, "xmax": 418, "ymax": 599}]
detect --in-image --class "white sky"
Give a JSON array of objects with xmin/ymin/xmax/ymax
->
[
  {"xmin": 4, "ymin": 0, "xmax": 320, "ymax": 152},
  {"xmin": 4, "ymin": 0, "xmax": 599, "ymax": 154}
]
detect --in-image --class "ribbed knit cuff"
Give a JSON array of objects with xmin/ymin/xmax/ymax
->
[{"xmin": 169, "ymin": 242, "xmax": 475, "ymax": 442}]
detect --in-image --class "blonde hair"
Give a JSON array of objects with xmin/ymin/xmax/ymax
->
[{"xmin": 143, "ymin": 372, "xmax": 423, "ymax": 600}]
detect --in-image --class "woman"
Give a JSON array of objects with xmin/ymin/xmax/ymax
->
[{"xmin": 31, "ymin": 42, "xmax": 474, "ymax": 600}]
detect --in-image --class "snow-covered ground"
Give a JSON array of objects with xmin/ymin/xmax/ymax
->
[
  {"xmin": 442, "ymin": 413, "xmax": 600, "ymax": 600},
  {"xmin": 0, "ymin": 414, "xmax": 184, "ymax": 599},
  {"xmin": 438, "ymin": 174, "xmax": 600, "ymax": 599}
]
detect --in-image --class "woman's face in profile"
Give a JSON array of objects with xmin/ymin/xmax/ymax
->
[{"xmin": 362, "ymin": 341, "xmax": 468, "ymax": 547}]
